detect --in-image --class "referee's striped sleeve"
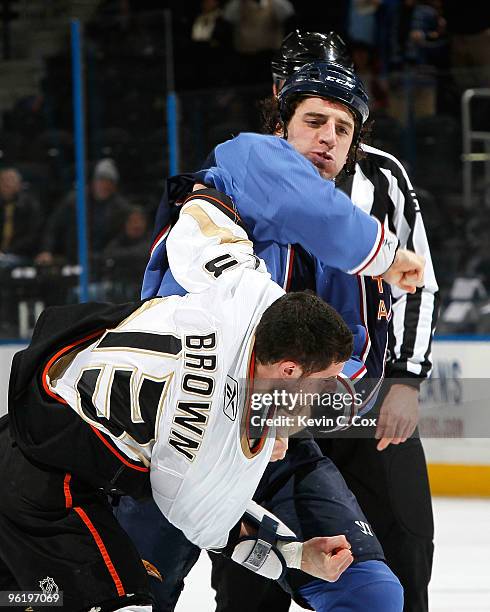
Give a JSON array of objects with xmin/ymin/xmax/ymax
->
[{"xmin": 352, "ymin": 145, "xmax": 440, "ymax": 382}]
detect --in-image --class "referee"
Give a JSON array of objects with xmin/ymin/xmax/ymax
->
[{"xmin": 211, "ymin": 31, "xmax": 440, "ymax": 612}]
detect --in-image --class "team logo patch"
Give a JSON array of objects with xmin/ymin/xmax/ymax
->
[
  {"xmin": 355, "ymin": 520, "xmax": 374, "ymax": 536},
  {"xmin": 223, "ymin": 375, "xmax": 239, "ymax": 421},
  {"xmin": 142, "ymin": 559, "xmax": 163, "ymax": 582},
  {"xmin": 39, "ymin": 577, "xmax": 59, "ymax": 595}
]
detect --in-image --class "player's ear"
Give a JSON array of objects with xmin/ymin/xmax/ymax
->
[
  {"xmin": 279, "ymin": 361, "xmax": 301, "ymax": 379},
  {"xmin": 274, "ymin": 120, "xmax": 285, "ymax": 138}
]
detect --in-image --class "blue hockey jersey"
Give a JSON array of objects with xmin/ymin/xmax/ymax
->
[
  {"xmin": 141, "ymin": 134, "xmax": 392, "ymax": 412},
  {"xmin": 143, "ymin": 133, "xmax": 397, "ymax": 300}
]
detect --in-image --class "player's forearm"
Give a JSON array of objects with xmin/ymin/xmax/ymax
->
[
  {"xmin": 201, "ymin": 135, "xmax": 400, "ymax": 276},
  {"xmin": 228, "ymin": 502, "xmax": 352, "ymax": 582}
]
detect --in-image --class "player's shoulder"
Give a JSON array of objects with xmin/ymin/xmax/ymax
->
[{"xmin": 216, "ymin": 132, "xmax": 290, "ymax": 154}]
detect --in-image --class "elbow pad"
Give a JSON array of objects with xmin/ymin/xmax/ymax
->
[{"xmin": 231, "ymin": 500, "xmax": 303, "ymax": 580}]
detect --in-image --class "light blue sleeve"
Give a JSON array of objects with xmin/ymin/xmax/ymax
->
[{"xmin": 197, "ymin": 134, "xmax": 382, "ymax": 274}]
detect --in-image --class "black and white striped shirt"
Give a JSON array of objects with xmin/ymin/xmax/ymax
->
[{"xmin": 337, "ymin": 144, "xmax": 440, "ymax": 384}]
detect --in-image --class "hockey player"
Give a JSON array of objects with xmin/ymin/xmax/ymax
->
[
  {"xmin": 115, "ymin": 60, "xmax": 408, "ymax": 611},
  {"xmin": 212, "ymin": 31, "xmax": 439, "ymax": 612},
  {"xmin": 0, "ymin": 193, "xmax": 357, "ymax": 612},
  {"xmin": 142, "ymin": 119, "xmax": 425, "ymax": 299}
]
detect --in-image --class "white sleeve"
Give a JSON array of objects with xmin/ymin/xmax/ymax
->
[
  {"xmin": 166, "ymin": 194, "xmax": 267, "ymax": 293},
  {"xmin": 149, "ymin": 267, "xmax": 283, "ymax": 551}
]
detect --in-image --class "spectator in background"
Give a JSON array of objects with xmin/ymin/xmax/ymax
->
[
  {"xmin": 224, "ymin": 0, "xmax": 294, "ymax": 53},
  {"xmin": 386, "ymin": 0, "xmax": 448, "ymax": 120},
  {"xmin": 442, "ymin": 0, "xmax": 490, "ymax": 91},
  {"xmin": 347, "ymin": 0, "xmax": 389, "ymax": 110},
  {"xmin": 103, "ymin": 205, "xmax": 151, "ymax": 265},
  {"xmin": 35, "ymin": 158, "xmax": 130, "ymax": 265},
  {"xmin": 348, "ymin": 0, "xmax": 380, "ymax": 50},
  {"xmin": 101, "ymin": 205, "xmax": 152, "ymax": 301},
  {"xmin": 398, "ymin": 0, "xmax": 447, "ymax": 68},
  {"xmin": 223, "ymin": 0, "xmax": 295, "ymax": 83},
  {"xmin": 0, "ymin": 167, "xmax": 41, "ymax": 262},
  {"xmin": 393, "ymin": 0, "xmax": 448, "ymax": 116},
  {"xmin": 191, "ymin": 0, "xmax": 230, "ymax": 45},
  {"xmin": 189, "ymin": 0, "xmax": 234, "ymax": 87}
]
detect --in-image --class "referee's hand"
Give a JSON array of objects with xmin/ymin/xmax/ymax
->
[{"xmin": 376, "ymin": 384, "xmax": 420, "ymax": 450}]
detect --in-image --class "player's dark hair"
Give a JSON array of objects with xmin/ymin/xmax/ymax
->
[{"xmin": 255, "ymin": 292, "xmax": 353, "ymax": 375}]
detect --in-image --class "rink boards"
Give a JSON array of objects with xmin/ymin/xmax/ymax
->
[{"xmin": 423, "ymin": 338, "xmax": 490, "ymax": 497}]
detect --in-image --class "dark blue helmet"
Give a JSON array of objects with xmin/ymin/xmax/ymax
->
[
  {"xmin": 271, "ymin": 30, "xmax": 354, "ymax": 85},
  {"xmin": 277, "ymin": 60, "xmax": 369, "ymax": 128}
]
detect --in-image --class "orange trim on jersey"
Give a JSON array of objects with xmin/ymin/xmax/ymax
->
[
  {"xmin": 89, "ymin": 425, "xmax": 149, "ymax": 473},
  {"xmin": 357, "ymin": 223, "xmax": 385, "ymax": 274},
  {"xmin": 63, "ymin": 473, "xmax": 73, "ymax": 508},
  {"xmin": 73, "ymin": 506, "xmax": 125, "ymax": 597},
  {"xmin": 42, "ymin": 330, "xmax": 149, "ymax": 474},
  {"xmin": 41, "ymin": 330, "xmax": 105, "ymax": 402},
  {"xmin": 183, "ymin": 193, "xmax": 242, "ymax": 224}
]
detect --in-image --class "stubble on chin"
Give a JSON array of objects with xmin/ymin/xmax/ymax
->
[{"xmin": 319, "ymin": 168, "xmax": 335, "ymax": 181}]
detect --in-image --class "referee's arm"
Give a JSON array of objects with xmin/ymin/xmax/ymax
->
[
  {"xmin": 383, "ymin": 158, "xmax": 440, "ymax": 386},
  {"xmin": 353, "ymin": 149, "xmax": 440, "ymax": 447}
]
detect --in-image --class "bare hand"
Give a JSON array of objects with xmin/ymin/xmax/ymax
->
[
  {"xmin": 270, "ymin": 436, "xmax": 288, "ymax": 462},
  {"xmin": 382, "ymin": 249, "xmax": 425, "ymax": 294},
  {"xmin": 375, "ymin": 384, "xmax": 419, "ymax": 450},
  {"xmin": 301, "ymin": 535, "xmax": 353, "ymax": 582}
]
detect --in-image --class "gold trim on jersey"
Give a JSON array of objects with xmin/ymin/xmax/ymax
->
[
  {"xmin": 92, "ymin": 333, "xmax": 182, "ymax": 359},
  {"xmin": 183, "ymin": 203, "xmax": 252, "ymax": 247},
  {"xmin": 47, "ymin": 342, "xmax": 94, "ymax": 383},
  {"xmin": 73, "ymin": 362, "xmax": 173, "ymax": 460},
  {"xmin": 142, "ymin": 559, "xmax": 163, "ymax": 582},
  {"xmin": 115, "ymin": 297, "xmax": 166, "ymax": 329},
  {"xmin": 240, "ymin": 338, "xmax": 271, "ymax": 460}
]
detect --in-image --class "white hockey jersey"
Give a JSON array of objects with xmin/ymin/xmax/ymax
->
[{"xmin": 49, "ymin": 197, "xmax": 284, "ymax": 550}]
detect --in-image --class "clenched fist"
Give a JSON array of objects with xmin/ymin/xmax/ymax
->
[
  {"xmin": 383, "ymin": 249, "xmax": 425, "ymax": 294},
  {"xmin": 301, "ymin": 535, "xmax": 353, "ymax": 582}
]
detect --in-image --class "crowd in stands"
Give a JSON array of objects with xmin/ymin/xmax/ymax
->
[
  {"xmin": 0, "ymin": 0, "xmax": 489, "ymax": 336},
  {"xmin": 0, "ymin": 158, "xmax": 150, "ymax": 267}
]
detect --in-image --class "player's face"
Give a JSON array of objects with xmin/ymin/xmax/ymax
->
[
  {"xmin": 294, "ymin": 360, "xmax": 346, "ymax": 397},
  {"xmin": 304, "ymin": 360, "xmax": 345, "ymax": 384},
  {"xmin": 286, "ymin": 97, "xmax": 355, "ymax": 180},
  {"xmin": 275, "ymin": 359, "xmax": 345, "ymax": 382}
]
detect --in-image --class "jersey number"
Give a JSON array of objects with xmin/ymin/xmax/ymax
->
[
  {"xmin": 76, "ymin": 331, "xmax": 180, "ymax": 445},
  {"xmin": 204, "ymin": 253, "xmax": 240, "ymax": 278}
]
